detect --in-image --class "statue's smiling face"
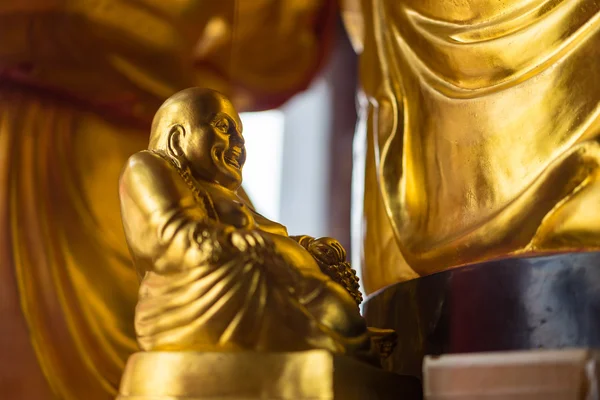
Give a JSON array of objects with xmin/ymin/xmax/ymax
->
[
  {"xmin": 150, "ymin": 88, "xmax": 247, "ymax": 190},
  {"xmin": 183, "ymin": 96, "xmax": 246, "ymax": 190},
  {"xmin": 207, "ymin": 109, "xmax": 246, "ymax": 186}
]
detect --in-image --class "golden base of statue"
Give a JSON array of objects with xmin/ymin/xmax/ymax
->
[{"xmin": 117, "ymin": 351, "xmax": 422, "ymax": 400}]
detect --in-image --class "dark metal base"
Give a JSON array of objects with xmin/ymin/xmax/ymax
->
[{"xmin": 363, "ymin": 252, "xmax": 600, "ymax": 378}]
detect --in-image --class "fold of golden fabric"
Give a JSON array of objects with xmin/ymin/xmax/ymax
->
[
  {"xmin": 0, "ymin": 0, "xmax": 334, "ymax": 115},
  {"xmin": 343, "ymin": 0, "xmax": 600, "ymax": 294},
  {"xmin": 0, "ymin": 87, "xmax": 146, "ymax": 399},
  {"xmin": 0, "ymin": 2, "xmax": 334, "ymax": 398}
]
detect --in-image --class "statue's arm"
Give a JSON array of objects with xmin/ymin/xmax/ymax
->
[{"xmin": 119, "ymin": 151, "xmax": 231, "ymax": 274}]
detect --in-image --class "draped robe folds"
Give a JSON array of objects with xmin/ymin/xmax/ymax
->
[
  {"xmin": 5, "ymin": 0, "xmax": 600, "ymax": 397},
  {"xmin": 342, "ymin": 0, "xmax": 600, "ymax": 293},
  {"xmin": 0, "ymin": 2, "xmax": 335, "ymax": 398}
]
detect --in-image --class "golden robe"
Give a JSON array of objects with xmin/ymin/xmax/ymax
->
[
  {"xmin": 3, "ymin": 0, "xmax": 600, "ymax": 398},
  {"xmin": 0, "ymin": 1, "xmax": 334, "ymax": 399},
  {"xmin": 342, "ymin": 0, "xmax": 600, "ymax": 293}
]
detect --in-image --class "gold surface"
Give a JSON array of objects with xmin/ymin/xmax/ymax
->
[
  {"xmin": 0, "ymin": 87, "xmax": 146, "ymax": 400},
  {"xmin": 0, "ymin": 0, "xmax": 334, "ymax": 116},
  {"xmin": 0, "ymin": 2, "xmax": 334, "ymax": 399},
  {"xmin": 117, "ymin": 351, "xmax": 422, "ymax": 400},
  {"xmin": 119, "ymin": 88, "xmax": 375, "ymax": 358},
  {"xmin": 293, "ymin": 235, "xmax": 363, "ymax": 305},
  {"xmin": 342, "ymin": 0, "xmax": 600, "ymax": 294},
  {"xmin": 4, "ymin": 0, "xmax": 599, "ymax": 396}
]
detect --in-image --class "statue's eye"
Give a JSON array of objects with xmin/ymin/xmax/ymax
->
[{"xmin": 215, "ymin": 119, "xmax": 229, "ymax": 132}]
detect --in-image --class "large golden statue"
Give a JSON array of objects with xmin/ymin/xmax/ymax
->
[{"xmin": 341, "ymin": 0, "xmax": 600, "ymax": 293}]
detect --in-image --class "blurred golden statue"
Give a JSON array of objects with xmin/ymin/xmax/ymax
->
[{"xmin": 0, "ymin": 2, "xmax": 335, "ymax": 398}]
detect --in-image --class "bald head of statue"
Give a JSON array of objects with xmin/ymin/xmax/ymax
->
[{"xmin": 149, "ymin": 88, "xmax": 245, "ymax": 190}]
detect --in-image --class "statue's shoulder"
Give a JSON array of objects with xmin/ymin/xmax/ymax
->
[
  {"xmin": 123, "ymin": 150, "xmax": 172, "ymax": 176},
  {"xmin": 119, "ymin": 150, "xmax": 182, "ymax": 200},
  {"xmin": 121, "ymin": 150, "xmax": 180, "ymax": 186}
]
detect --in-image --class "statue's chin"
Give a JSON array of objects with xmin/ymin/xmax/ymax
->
[
  {"xmin": 211, "ymin": 147, "xmax": 242, "ymax": 189},
  {"xmin": 222, "ymin": 169, "xmax": 243, "ymax": 189},
  {"xmin": 219, "ymin": 164, "xmax": 243, "ymax": 188}
]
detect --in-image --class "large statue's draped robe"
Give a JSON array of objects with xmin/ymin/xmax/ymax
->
[
  {"xmin": 0, "ymin": 1, "xmax": 334, "ymax": 399},
  {"xmin": 342, "ymin": 0, "xmax": 600, "ymax": 293}
]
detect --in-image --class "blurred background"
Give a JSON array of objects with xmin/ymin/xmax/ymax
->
[
  {"xmin": 242, "ymin": 23, "xmax": 357, "ymax": 254},
  {"xmin": 0, "ymin": 2, "xmax": 359, "ymax": 398}
]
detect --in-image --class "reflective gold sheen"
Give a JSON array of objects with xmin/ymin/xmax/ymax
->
[
  {"xmin": 342, "ymin": 0, "xmax": 600, "ymax": 293},
  {"xmin": 119, "ymin": 88, "xmax": 377, "ymax": 362},
  {"xmin": 117, "ymin": 351, "xmax": 420, "ymax": 400},
  {"xmin": 0, "ymin": 2, "xmax": 333, "ymax": 398}
]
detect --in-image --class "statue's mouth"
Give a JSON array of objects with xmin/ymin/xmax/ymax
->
[{"xmin": 224, "ymin": 145, "xmax": 244, "ymax": 170}]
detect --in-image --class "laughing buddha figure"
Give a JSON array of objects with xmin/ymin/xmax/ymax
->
[{"xmin": 119, "ymin": 88, "xmax": 380, "ymax": 358}]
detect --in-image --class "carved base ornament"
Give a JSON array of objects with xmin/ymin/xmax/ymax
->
[{"xmin": 117, "ymin": 88, "xmax": 416, "ymax": 399}]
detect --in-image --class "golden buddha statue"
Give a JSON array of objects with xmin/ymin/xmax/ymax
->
[
  {"xmin": 339, "ymin": 0, "xmax": 600, "ymax": 382},
  {"xmin": 116, "ymin": 87, "xmax": 414, "ymax": 398},
  {"xmin": 119, "ymin": 87, "xmax": 375, "ymax": 357}
]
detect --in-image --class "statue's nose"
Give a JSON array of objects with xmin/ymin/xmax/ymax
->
[{"xmin": 231, "ymin": 130, "xmax": 245, "ymax": 145}]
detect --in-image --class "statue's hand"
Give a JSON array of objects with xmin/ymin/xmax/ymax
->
[
  {"xmin": 229, "ymin": 229, "xmax": 269, "ymax": 252},
  {"xmin": 307, "ymin": 237, "xmax": 347, "ymax": 265},
  {"xmin": 191, "ymin": 224, "xmax": 269, "ymax": 264},
  {"xmin": 304, "ymin": 237, "xmax": 363, "ymax": 306},
  {"xmin": 228, "ymin": 229, "xmax": 303, "ymax": 289}
]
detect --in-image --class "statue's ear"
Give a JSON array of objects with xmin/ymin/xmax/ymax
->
[{"xmin": 167, "ymin": 124, "xmax": 185, "ymax": 159}]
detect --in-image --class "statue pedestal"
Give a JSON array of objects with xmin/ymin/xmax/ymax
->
[
  {"xmin": 364, "ymin": 252, "xmax": 600, "ymax": 378},
  {"xmin": 423, "ymin": 348, "xmax": 599, "ymax": 399},
  {"xmin": 117, "ymin": 351, "xmax": 422, "ymax": 400}
]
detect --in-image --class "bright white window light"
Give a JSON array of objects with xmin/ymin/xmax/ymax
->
[{"xmin": 240, "ymin": 110, "xmax": 285, "ymax": 221}]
